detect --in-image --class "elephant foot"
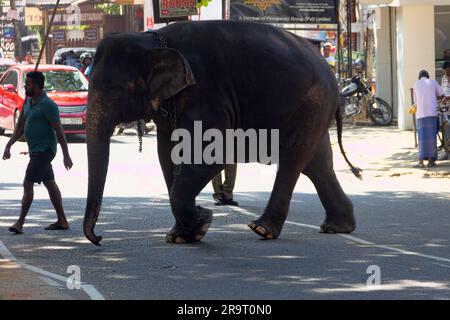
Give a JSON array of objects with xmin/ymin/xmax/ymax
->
[
  {"xmin": 165, "ymin": 206, "xmax": 213, "ymax": 244},
  {"xmin": 320, "ymin": 219, "xmax": 356, "ymax": 234},
  {"xmin": 248, "ymin": 216, "xmax": 283, "ymax": 240}
]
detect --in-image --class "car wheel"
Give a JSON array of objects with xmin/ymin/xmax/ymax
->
[{"xmin": 0, "ymin": 127, "xmax": 5, "ymax": 135}]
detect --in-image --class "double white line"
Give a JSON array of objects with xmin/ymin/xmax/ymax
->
[{"xmin": 0, "ymin": 240, "xmax": 105, "ymax": 300}]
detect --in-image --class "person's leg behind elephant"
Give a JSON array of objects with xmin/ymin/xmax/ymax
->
[{"xmin": 212, "ymin": 164, "xmax": 238, "ymax": 206}]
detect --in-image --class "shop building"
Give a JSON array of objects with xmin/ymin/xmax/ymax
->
[{"xmin": 367, "ymin": 0, "xmax": 450, "ymax": 130}]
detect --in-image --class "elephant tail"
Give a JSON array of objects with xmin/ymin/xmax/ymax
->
[{"xmin": 335, "ymin": 105, "xmax": 363, "ymax": 180}]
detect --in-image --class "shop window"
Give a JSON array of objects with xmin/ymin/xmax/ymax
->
[{"xmin": 435, "ymin": 5, "xmax": 450, "ymax": 83}]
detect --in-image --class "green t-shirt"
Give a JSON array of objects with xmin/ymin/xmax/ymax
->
[{"xmin": 23, "ymin": 92, "xmax": 60, "ymax": 154}]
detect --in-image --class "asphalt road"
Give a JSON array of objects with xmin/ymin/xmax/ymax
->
[{"xmin": 0, "ymin": 126, "xmax": 449, "ymax": 300}]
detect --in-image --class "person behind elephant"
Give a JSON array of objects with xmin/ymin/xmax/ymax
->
[
  {"xmin": 79, "ymin": 52, "xmax": 93, "ymax": 75},
  {"xmin": 413, "ymin": 69, "xmax": 444, "ymax": 168},
  {"xmin": 21, "ymin": 52, "xmax": 34, "ymax": 65},
  {"xmin": 322, "ymin": 43, "xmax": 336, "ymax": 73},
  {"xmin": 444, "ymin": 49, "xmax": 450, "ymax": 62},
  {"xmin": 2, "ymin": 72, "xmax": 73, "ymax": 234},
  {"xmin": 439, "ymin": 61, "xmax": 450, "ymax": 160},
  {"xmin": 212, "ymin": 164, "xmax": 238, "ymax": 206}
]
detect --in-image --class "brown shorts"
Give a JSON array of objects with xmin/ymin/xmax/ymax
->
[{"xmin": 25, "ymin": 148, "xmax": 56, "ymax": 184}]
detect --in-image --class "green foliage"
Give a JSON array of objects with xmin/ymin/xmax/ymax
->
[
  {"xmin": 28, "ymin": 26, "xmax": 43, "ymax": 48},
  {"xmin": 95, "ymin": 3, "xmax": 121, "ymax": 15},
  {"xmin": 197, "ymin": 0, "xmax": 213, "ymax": 8}
]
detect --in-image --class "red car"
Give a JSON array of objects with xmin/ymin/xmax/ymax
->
[{"xmin": 0, "ymin": 64, "xmax": 88, "ymax": 136}]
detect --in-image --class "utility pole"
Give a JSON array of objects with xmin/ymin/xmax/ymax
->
[
  {"xmin": 10, "ymin": 0, "xmax": 23, "ymax": 60},
  {"xmin": 347, "ymin": 0, "xmax": 352, "ymax": 78}
]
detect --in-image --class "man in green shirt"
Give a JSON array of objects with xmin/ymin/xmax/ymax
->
[{"xmin": 2, "ymin": 71, "xmax": 73, "ymax": 234}]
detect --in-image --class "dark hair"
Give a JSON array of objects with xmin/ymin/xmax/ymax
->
[
  {"xmin": 443, "ymin": 61, "xmax": 450, "ymax": 70},
  {"xmin": 26, "ymin": 71, "xmax": 45, "ymax": 89},
  {"xmin": 418, "ymin": 69, "xmax": 429, "ymax": 79}
]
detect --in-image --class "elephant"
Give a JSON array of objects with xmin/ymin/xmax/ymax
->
[{"xmin": 84, "ymin": 20, "xmax": 361, "ymax": 246}]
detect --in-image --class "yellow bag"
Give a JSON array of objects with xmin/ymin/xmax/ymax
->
[{"xmin": 408, "ymin": 105, "xmax": 417, "ymax": 114}]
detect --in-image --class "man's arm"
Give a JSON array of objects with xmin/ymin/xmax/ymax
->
[
  {"xmin": 436, "ymin": 81, "xmax": 444, "ymax": 101},
  {"xmin": 50, "ymin": 122, "xmax": 73, "ymax": 170},
  {"xmin": 2, "ymin": 108, "xmax": 25, "ymax": 160}
]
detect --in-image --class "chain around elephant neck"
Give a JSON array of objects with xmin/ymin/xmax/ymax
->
[
  {"xmin": 146, "ymin": 30, "xmax": 179, "ymax": 175},
  {"xmin": 137, "ymin": 30, "xmax": 171, "ymax": 153},
  {"xmin": 146, "ymin": 30, "xmax": 177, "ymax": 130}
]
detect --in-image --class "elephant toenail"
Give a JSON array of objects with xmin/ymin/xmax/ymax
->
[
  {"xmin": 175, "ymin": 237, "xmax": 186, "ymax": 243},
  {"xmin": 256, "ymin": 226, "xmax": 266, "ymax": 234},
  {"xmin": 201, "ymin": 223, "xmax": 210, "ymax": 232},
  {"xmin": 194, "ymin": 234, "xmax": 203, "ymax": 241}
]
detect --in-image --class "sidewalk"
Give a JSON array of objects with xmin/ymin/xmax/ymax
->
[
  {"xmin": 0, "ymin": 259, "xmax": 71, "ymax": 300},
  {"xmin": 330, "ymin": 124, "xmax": 450, "ymax": 178}
]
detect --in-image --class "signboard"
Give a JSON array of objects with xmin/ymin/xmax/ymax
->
[
  {"xmin": 359, "ymin": 0, "xmax": 392, "ymax": 4},
  {"xmin": 52, "ymin": 30, "xmax": 66, "ymax": 42},
  {"xmin": 1, "ymin": 1, "xmax": 26, "ymax": 59},
  {"xmin": 6, "ymin": 10, "xmax": 20, "ymax": 21},
  {"xmin": 230, "ymin": 0, "xmax": 337, "ymax": 24},
  {"xmin": 152, "ymin": 0, "xmax": 197, "ymax": 23},
  {"xmin": 1, "ymin": 12, "xmax": 15, "ymax": 59},
  {"xmin": 159, "ymin": 0, "xmax": 198, "ymax": 19},
  {"xmin": 115, "ymin": 0, "xmax": 135, "ymax": 4},
  {"xmin": 25, "ymin": 7, "xmax": 43, "ymax": 26},
  {"xmin": 49, "ymin": 8, "xmax": 105, "ymax": 27},
  {"xmin": 3, "ymin": 27, "xmax": 14, "ymax": 39},
  {"xmin": 85, "ymin": 28, "xmax": 98, "ymax": 41}
]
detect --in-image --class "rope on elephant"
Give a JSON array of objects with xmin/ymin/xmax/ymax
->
[
  {"xmin": 34, "ymin": 0, "xmax": 61, "ymax": 70},
  {"xmin": 137, "ymin": 120, "xmax": 144, "ymax": 153}
]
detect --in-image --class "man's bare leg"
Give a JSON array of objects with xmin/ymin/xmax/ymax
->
[
  {"xmin": 9, "ymin": 180, "xmax": 34, "ymax": 234},
  {"xmin": 43, "ymin": 180, "xmax": 69, "ymax": 230}
]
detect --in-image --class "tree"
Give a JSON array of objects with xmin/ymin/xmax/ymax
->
[
  {"xmin": 95, "ymin": 3, "xmax": 121, "ymax": 15},
  {"xmin": 10, "ymin": 0, "xmax": 24, "ymax": 59},
  {"xmin": 197, "ymin": 0, "xmax": 213, "ymax": 8}
]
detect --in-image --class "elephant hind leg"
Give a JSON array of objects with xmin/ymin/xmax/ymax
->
[
  {"xmin": 302, "ymin": 133, "xmax": 356, "ymax": 234},
  {"xmin": 248, "ymin": 158, "xmax": 304, "ymax": 240}
]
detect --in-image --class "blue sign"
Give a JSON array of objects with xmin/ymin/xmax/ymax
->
[{"xmin": 3, "ymin": 27, "xmax": 14, "ymax": 39}]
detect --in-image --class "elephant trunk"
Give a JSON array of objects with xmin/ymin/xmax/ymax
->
[{"xmin": 84, "ymin": 106, "xmax": 115, "ymax": 246}]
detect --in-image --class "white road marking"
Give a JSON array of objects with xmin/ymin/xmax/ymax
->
[
  {"xmin": 81, "ymin": 285, "xmax": 106, "ymax": 300},
  {"xmin": 227, "ymin": 205, "xmax": 450, "ymax": 265},
  {"xmin": 0, "ymin": 240, "xmax": 105, "ymax": 300},
  {"xmin": 40, "ymin": 276, "xmax": 63, "ymax": 288},
  {"xmin": 0, "ymin": 240, "xmax": 17, "ymax": 261}
]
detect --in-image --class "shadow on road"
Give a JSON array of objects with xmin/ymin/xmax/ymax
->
[{"xmin": 0, "ymin": 189, "xmax": 449, "ymax": 299}]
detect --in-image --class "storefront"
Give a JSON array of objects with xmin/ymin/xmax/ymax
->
[
  {"xmin": 435, "ymin": 5, "xmax": 450, "ymax": 83},
  {"xmin": 369, "ymin": 0, "xmax": 450, "ymax": 130}
]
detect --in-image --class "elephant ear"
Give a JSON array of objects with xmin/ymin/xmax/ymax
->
[{"xmin": 148, "ymin": 48, "xmax": 196, "ymax": 111}]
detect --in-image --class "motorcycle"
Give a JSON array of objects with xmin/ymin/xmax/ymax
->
[{"xmin": 339, "ymin": 74, "xmax": 393, "ymax": 126}]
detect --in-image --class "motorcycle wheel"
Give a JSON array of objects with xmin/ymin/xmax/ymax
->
[{"xmin": 369, "ymin": 97, "xmax": 393, "ymax": 126}]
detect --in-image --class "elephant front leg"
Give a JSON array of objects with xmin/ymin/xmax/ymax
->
[
  {"xmin": 166, "ymin": 163, "xmax": 225, "ymax": 244},
  {"xmin": 302, "ymin": 133, "xmax": 356, "ymax": 234}
]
